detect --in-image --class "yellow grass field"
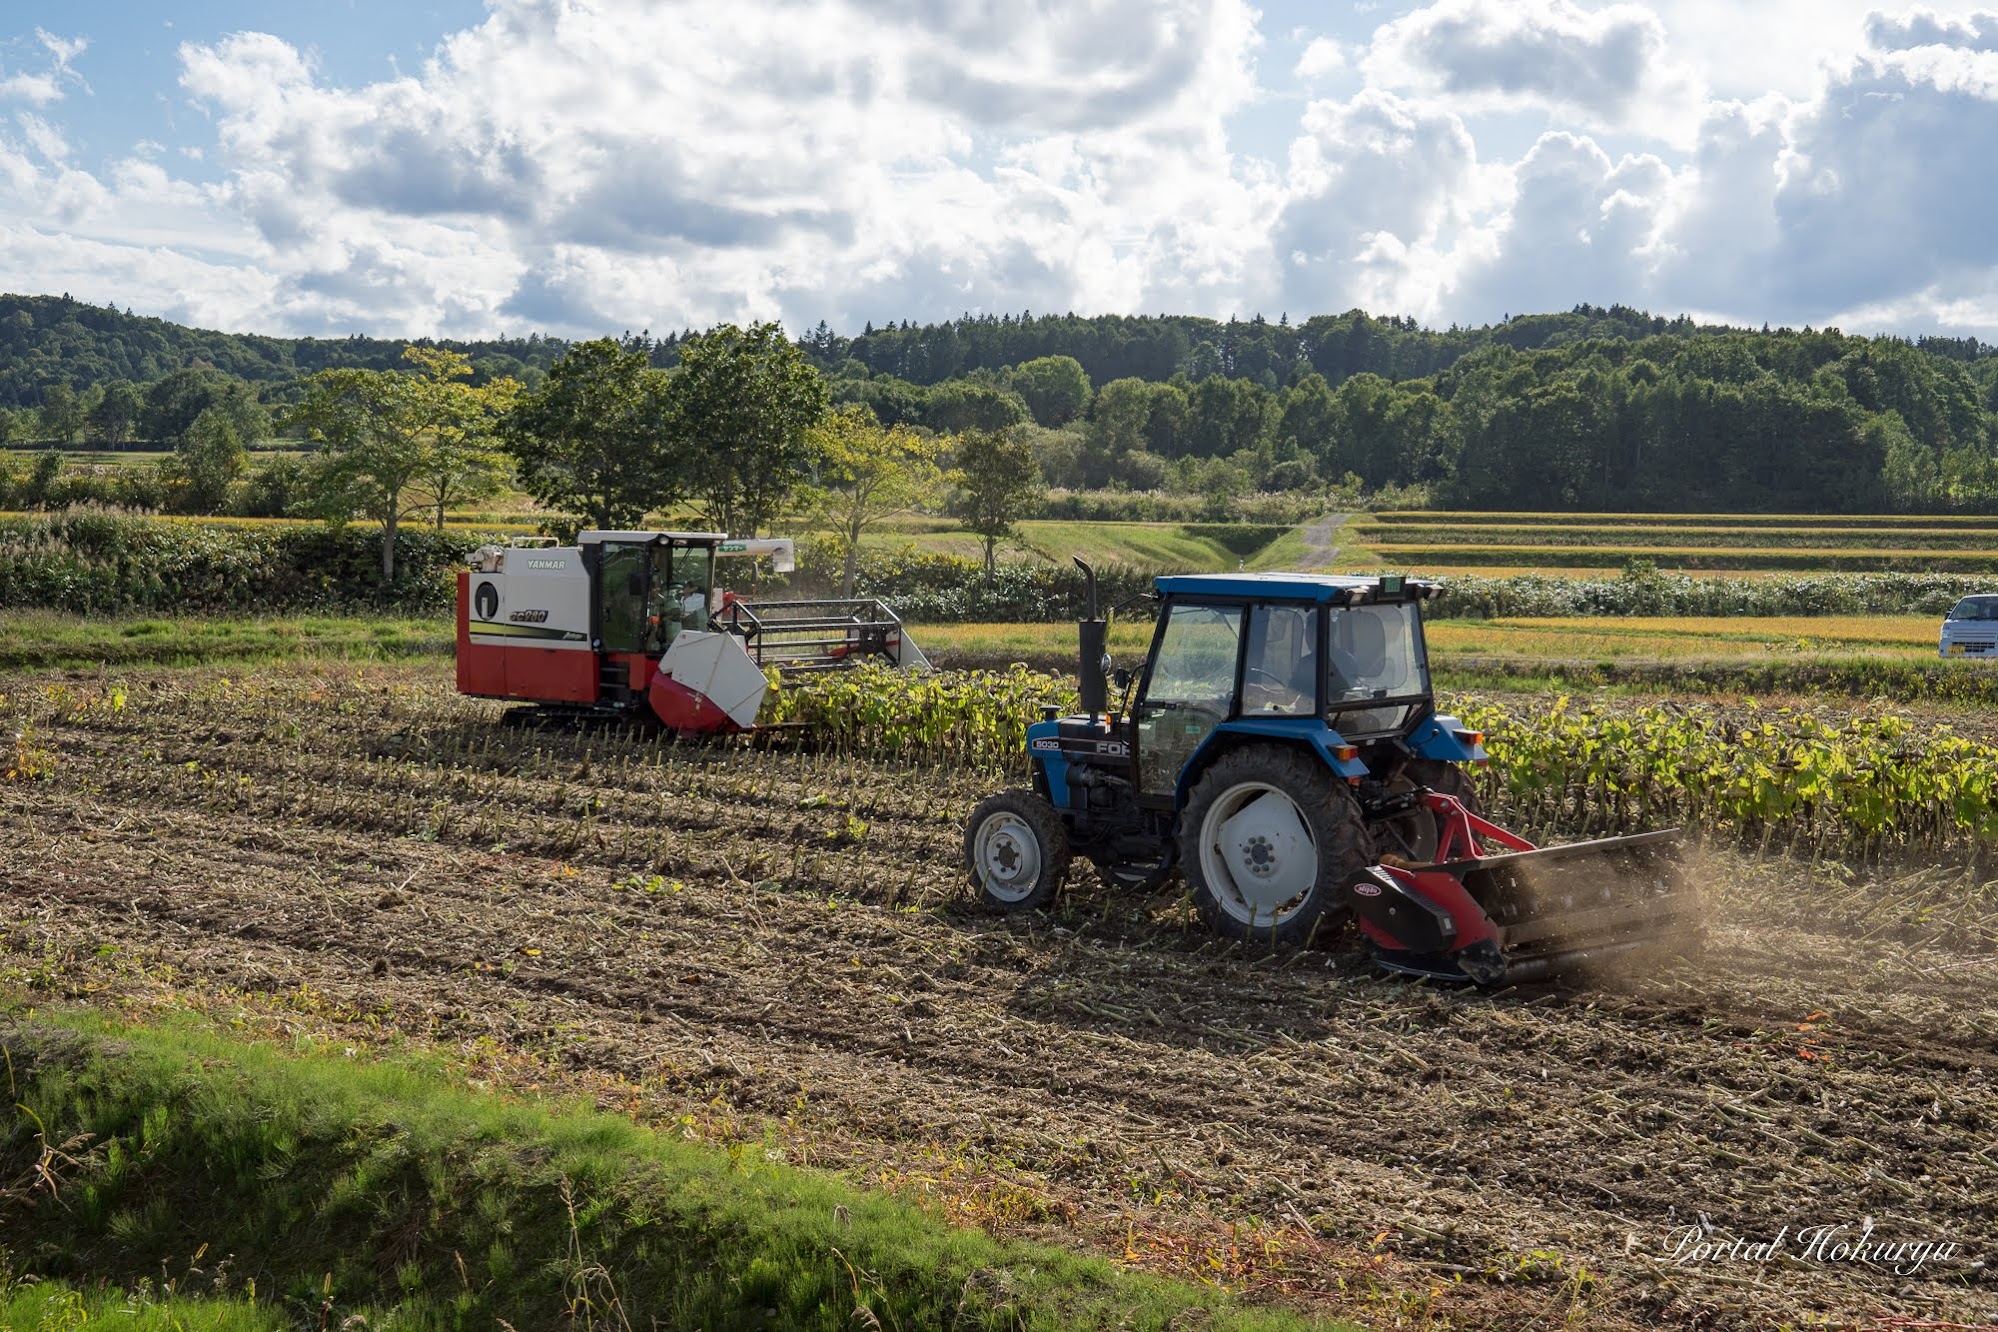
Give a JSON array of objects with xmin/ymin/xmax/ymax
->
[
  {"xmin": 913, "ymin": 614, "xmax": 1950, "ymax": 670},
  {"xmin": 1425, "ymin": 614, "xmax": 1942, "ymax": 661}
]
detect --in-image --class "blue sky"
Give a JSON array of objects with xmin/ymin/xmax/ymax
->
[{"xmin": 4, "ymin": 0, "xmax": 1997, "ymax": 341}]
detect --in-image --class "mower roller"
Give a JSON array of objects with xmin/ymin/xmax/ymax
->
[{"xmin": 965, "ymin": 563, "xmax": 1699, "ymax": 986}]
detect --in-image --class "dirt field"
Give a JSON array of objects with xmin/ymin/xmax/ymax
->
[{"xmin": 4, "ymin": 662, "xmax": 1996, "ymax": 1330}]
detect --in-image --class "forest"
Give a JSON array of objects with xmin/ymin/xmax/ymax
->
[{"xmin": 3, "ymin": 291, "xmax": 1997, "ymax": 513}]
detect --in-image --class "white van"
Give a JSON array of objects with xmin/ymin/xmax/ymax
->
[{"xmin": 1939, "ymin": 594, "xmax": 1998, "ymax": 658}]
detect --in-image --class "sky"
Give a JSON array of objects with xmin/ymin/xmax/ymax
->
[{"xmin": 4, "ymin": 0, "xmax": 1998, "ymax": 344}]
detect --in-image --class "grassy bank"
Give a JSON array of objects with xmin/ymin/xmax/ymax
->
[
  {"xmin": 0, "ymin": 1014, "xmax": 1325, "ymax": 1332},
  {"xmin": 0, "ymin": 610, "xmax": 452, "ymax": 672},
  {"xmin": 0, "ymin": 1283, "xmax": 282, "ymax": 1331}
]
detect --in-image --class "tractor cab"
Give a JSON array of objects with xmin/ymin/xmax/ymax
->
[
  {"xmin": 969, "ymin": 564, "xmax": 1697, "ymax": 986},
  {"xmin": 1125, "ymin": 574, "xmax": 1443, "ymax": 800}
]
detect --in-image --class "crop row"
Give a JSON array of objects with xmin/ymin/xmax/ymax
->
[
  {"xmin": 1374, "ymin": 543, "xmax": 1998, "ymax": 573},
  {"xmin": 752, "ymin": 669, "xmax": 1998, "ymax": 859},
  {"xmin": 1354, "ymin": 523, "xmax": 1998, "ymax": 551},
  {"xmin": 1369, "ymin": 510, "xmax": 1998, "ymax": 529},
  {"xmin": 11, "ymin": 665, "xmax": 1998, "ymax": 862}
]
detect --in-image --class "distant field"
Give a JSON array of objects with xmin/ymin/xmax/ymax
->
[
  {"xmin": 1424, "ymin": 614, "xmax": 1941, "ymax": 662},
  {"xmin": 864, "ymin": 518, "xmax": 1286, "ymax": 571},
  {"xmin": 916, "ymin": 613, "xmax": 1951, "ymax": 673},
  {"xmin": 1339, "ymin": 510, "xmax": 1998, "ymax": 579}
]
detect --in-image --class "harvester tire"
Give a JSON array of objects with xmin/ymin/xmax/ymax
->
[
  {"xmin": 1180, "ymin": 746, "xmax": 1371, "ymax": 947},
  {"xmin": 965, "ymin": 789, "xmax": 1071, "ymax": 913}
]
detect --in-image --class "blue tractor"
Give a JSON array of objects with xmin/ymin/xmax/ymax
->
[{"xmin": 964, "ymin": 564, "xmax": 1695, "ymax": 985}]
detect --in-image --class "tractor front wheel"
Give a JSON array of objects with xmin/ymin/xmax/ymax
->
[
  {"xmin": 1180, "ymin": 746, "xmax": 1371, "ymax": 947},
  {"xmin": 965, "ymin": 790, "xmax": 1071, "ymax": 913}
]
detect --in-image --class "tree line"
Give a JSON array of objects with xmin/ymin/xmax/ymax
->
[
  {"xmin": 1, "ymin": 325, "xmax": 1045, "ymax": 593},
  {"xmin": 5, "ymin": 293, "xmax": 1998, "ymax": 515}
]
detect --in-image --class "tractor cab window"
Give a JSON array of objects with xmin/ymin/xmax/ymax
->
[
  {"xmin": 596, "ymin": 542, "xmax": 650, "ymax": 653},
  {"xmin": 1324, "ymin": 602, "xmax": 1429, "ymax": 735},
  {"xmin": 1242, "ymin": 604, "xmax": 1319, "ymax": 716},
  {"xmin": 1135, "ymin": 603, "xmax": 1241, "ymax": 796}
]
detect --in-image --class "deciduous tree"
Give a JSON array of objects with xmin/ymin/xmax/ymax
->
[
  {"xmin": 293, "ymin": 348, "xmax": 515, "ymax": 579},
  {"xmin": 668, "ymin": 322, "xmax": 829, "ymax": 537},
  {"xmin": 809, "ymin": 405, "xmax": 943, "ymax": 596},
  {"xmin": 502, "ymin": 338, "xmax": 676, "ymax": 531},
  {"xmin": 950, "ymin": 428, "xmax": 1043, "ymax": 577}
]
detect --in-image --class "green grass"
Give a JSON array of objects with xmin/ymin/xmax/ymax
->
[
  {"xmin": 1241, "ymin": 522, "xmax": 1318, "ymax": 571},
  {"xmin": 0, "ymin": 612, "xmax": 453, "ymax": 672},
  {"xmin": 865, "ymin": 519, "xmax": 1288, "ymax": 571},
  {"xmin": 912, "ymin": 619, "xmax": 1153, "ymax": 671},
  {"xmin": 1, "ymin": 1013, "xmax": 1328, "ymax": 1332},
  {"xmin": 0, "ymin": 1283, "xmax": 286, "ymax": 1331}
]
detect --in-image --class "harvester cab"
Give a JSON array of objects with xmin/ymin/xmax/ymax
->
[
  {"xmin": 457, "ymin": 531, "xmax": 926, "ymax": 736},
  {"xmin": 965, "ymin": 565, "xmax": 1698, "ymax": 985}
]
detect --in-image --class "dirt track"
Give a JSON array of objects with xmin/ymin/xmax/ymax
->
[{"xmin": 4, "ymin": 663, "xmax": 1996, "ymax": 1330}]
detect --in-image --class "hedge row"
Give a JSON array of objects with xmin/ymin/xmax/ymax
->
[
  {"xmin": 1428, "ymin": 570, "xmax": 1985, "ymax": 620},
  {"xmin": 0, "ymin": 512, "xmax": 479, "ymax": 615}
]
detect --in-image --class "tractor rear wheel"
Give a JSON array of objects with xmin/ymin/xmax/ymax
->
[
  {"xmin": 1179, "ymin": 746, "xmax": 1371, "ymax": 947},
  {"xmin": 965, "ymin": 789, "xmax": 1071, "ymax": 912},
  {"xmin": 1375, "ymin": 759, "xmax": 1485, "ymax": 863}
]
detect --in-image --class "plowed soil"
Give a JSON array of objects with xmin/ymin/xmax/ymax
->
[{"xmin": 4, "ymin": 663, "xmax": 1996, "ymax": 1330}]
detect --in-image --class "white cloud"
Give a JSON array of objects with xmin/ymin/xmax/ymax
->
[
  {"xmin": 1450, "ymin": 132, "xmax": 1673, "ymax": 320},
  {"xmin": 1295, "ymin": 36, "xmax": 1347, "ymax": 80},
  {"xmin": 1360, "ymin": 0, "xmax": 1702, "ymax": 143},
  {"xmin": 6, "ymin": 0, "xmax": 1998, "ymax": 342},
  {"xmin": 132, "ymin": 0, "xmax": 1268, "ymax": 336},
  {"xmin": 0, "ymin": 28, "xmax": 86, "ymax": 105},
  {"xmin": 1271, "ymin": 90, "xmax": 1501, "ymax": 320}
]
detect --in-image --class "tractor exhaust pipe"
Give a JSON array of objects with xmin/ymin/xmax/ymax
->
[{"xmin": 1075, "ymin": 557, "xmax": 1107, "ymax": 721}]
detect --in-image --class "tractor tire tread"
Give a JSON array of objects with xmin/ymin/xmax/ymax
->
[
  {"xmin": 964, "ymin": 788, "xmax": 1071, "ymax": 913},
  {"xmin": 1179, "ymin": 745, "xmax": 1371, "ymax": 948}
]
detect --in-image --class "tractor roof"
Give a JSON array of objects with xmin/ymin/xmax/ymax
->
[
  {"xmin": 578, "ymin": 530, "xmax": 729, "ymax": 545},
  {"xmin": 1153, "ymin": 572, "xmax": 1436, "ymax": 604}
]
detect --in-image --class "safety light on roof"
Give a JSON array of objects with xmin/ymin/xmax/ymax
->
[{"xmin": 1378, "ymin": 574, "xmax": 1404, "ymax": 597}]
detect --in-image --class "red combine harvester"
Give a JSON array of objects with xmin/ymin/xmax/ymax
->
[{"xmin": 456, "ymin": 530, "xmax": 927, "ymax": 735}]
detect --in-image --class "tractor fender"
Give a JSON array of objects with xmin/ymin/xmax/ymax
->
[
  {"xmin": 1026, "ymin": 718, "xmax": 1071, "ymax": 807},
  {"xmin": 1405, "ymin": 713, "xmax": 1489, "ymax": 764},
  {"xmin": 1174, "ymin": 720, "xmax": 1369, "ymax": 805}
]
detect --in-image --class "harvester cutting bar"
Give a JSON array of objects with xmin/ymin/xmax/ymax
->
[
  {"xmin": 715, "ymin": 598, "xmax": 930, "ymax": 672},
  {"xmin": 1355, "ymin": 793, "xmax": 1699, "ymax": 986}
]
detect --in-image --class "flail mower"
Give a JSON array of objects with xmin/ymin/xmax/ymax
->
[
  {"xmin": 964, "ymin": 563, "xmax": 1697, "ymax": 985},
  {"xmin": 456, "ymin": 530, "xmax": 928, "ymax": 735}
]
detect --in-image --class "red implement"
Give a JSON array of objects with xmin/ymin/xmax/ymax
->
[{"xmin": 1351, "ymin": 794, "xmax": 1698, "ymax": 986}]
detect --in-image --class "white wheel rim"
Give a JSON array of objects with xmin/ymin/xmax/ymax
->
[
  {"xmin": 1198, "ymin": 781, "xmax": 1318, "ymax": 927},
  {"xmin": 974, "ymin": 812, "xmax": 1042, "ymax": 902}
]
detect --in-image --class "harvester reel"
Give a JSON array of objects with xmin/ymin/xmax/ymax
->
[{"xmin": 1180, "ymin": 746, "xmax": 1370, "ymax": 946}]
